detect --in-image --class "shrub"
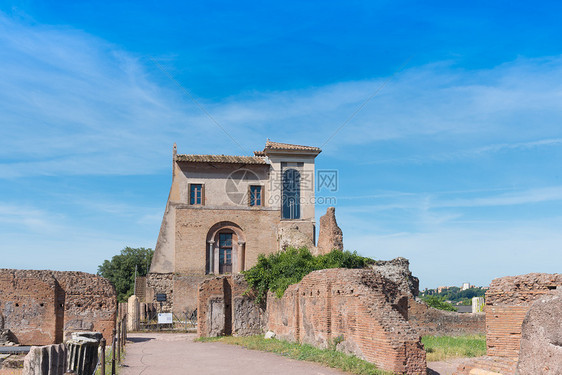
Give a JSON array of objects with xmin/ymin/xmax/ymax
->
[
  {"xmin": 422, "ymin": 295, "xmax": 458, "ymax": 312},
  {"xmin": 243, "ymin": 247, "xmax": 375, "ymax": 303}
]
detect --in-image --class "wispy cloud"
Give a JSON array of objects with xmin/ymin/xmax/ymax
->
[
  {"xmin": 2, "ymin": 10, "xmax": 562, "ymax": 178},
  {"xmin": 0, "ymin": 12, "xmax": 212, "ymax": 178}
]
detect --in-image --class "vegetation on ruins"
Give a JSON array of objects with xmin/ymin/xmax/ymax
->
[
  {"xmin": 97, "ymin": 246, "xmax": 154, "ymax": 302},
  {"xmin": 196, "ymin": 335, "xmax": 392, "ymax": 375},
  {"xmin": 422, "ymin": 334, "xmax": 486, "ymax": 361},
  {"xmin": 243, "ymin": 247, "xmax": 375, "ymax": 304},
  {"xmin": 421, "ymin": 295, "xmax": 458, "ymax": 311}
]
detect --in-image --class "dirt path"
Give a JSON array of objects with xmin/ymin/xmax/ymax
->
[
  {"xmin": 427, "ymin": 357, "xmax": 469, "ymax": 375},
  {"xmin": 121, "ymin": 332, "xmax": 348, "ymax": 375}
]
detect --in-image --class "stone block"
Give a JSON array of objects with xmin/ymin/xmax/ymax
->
[
  {"xmin": 127, "ymin": 295, "xmax": 140, "ymax": 331},
  {"xmin": 516, "ymin": 289, "xmax": 562, "ymax": 375}
]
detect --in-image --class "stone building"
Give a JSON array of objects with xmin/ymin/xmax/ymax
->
[{"xmin": 147, "ymin": 141, "xmax": 323, "ymax": 313}]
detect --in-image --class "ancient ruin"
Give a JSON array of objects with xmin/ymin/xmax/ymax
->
[
  {"xmin": 0, "ymin": 269, "xmax": 117, "ymax": 345},
  {"xmin": 197, "ymin": 274, "xmax": 265, "ymax": 337},
  {"xmin": 516, "ymin": 288, "xmax": 562, "ymax": 374},
  {"xmin": 455, "ymin": 273, "xmax": 562, "ymax": 375},
  {"xmin": 197, "ymin": 266, "xmax": 428, "ymax": 375},
  {"xmin": 315, "ymin": 206, "xmax": 344, "ymax": 255}
]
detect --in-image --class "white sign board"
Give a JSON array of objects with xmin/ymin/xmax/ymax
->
[{"xmin": 158, "ymin": 313, "xmax": 173, "ymax": 324}]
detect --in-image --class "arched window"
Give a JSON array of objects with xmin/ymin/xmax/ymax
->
[{"xmin": 282, "ymin": 169, "xmax": 300, "ymax": 219}]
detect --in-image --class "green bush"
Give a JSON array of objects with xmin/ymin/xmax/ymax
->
[
  {"xmin": 422, "ymin": 295, "xmax": 458, "ymax": 312},
  {"xmin": 243, "ymin": 247, "xmax": 375, "ymax": 303}
]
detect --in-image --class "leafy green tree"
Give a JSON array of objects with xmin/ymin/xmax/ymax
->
[
  {"xmin": 97, "ymin": 247, "xmax": 154, "ymax": 302},
  {"xmin": 422, "ymin": 295, "xmax": 458, "ymax": 312}
]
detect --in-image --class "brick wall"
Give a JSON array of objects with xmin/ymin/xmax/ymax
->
[
  {"xmin": 197, "ymin": 275, "xmax": 265, "ymax": 337},
  {"xmin": 407, "ymin": 298, "xmax": 485, "ymax": 337},
  {"xmin": 52, "ymin": 271, "xmax": 117, "ymax": 342},
  {"xmin": 0, "ymin": 270, "xmax": 61, "ymax": 345},
  {"xmin": 0, "ymin": 269, "xmax": 117, "ymax": 345},
  {"xmin": 485, "ymin": 273, "xmax": 562, "ymax": 359},
  {"xmin": 266, "ymin": 269, "xmax": 426, "ymax": 375},
  {"xmin": 174, "ymin": 207, "xmax": 281, "ymax": 275}
]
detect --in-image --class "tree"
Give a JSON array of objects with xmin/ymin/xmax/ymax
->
[
  {"xmin": 422, "ymin": 295, "xmax": 458, "ymax": 312},
  {"xmin": 97, "ymin": 247, "xmax": 154, "ymax": 302}
]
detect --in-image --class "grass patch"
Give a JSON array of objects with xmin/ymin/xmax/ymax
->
[
  {"xmin": 94, "ymin": 345, "xmax": 124, "ymax": 375},
  {"xmin": 196, "ymin": 335, "xmax": 393, "ymax": 375},
  {"xmin": 422, "ymin": 335, "xmax": 486, "ymax": 362}
]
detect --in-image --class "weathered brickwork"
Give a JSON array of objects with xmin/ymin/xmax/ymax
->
[
  {"xmin": 0, "ymin": 269, "xmax": 116, "ymax": 345},
  {"xmin": 197, "ymin": 275, "xmax": 265, "ymax": 337},
  {"xmin": 485, "ymin": 273, "xmax": 562, "ymax": 359},
  {"xmin": 174, "ymin": 208, "xmax": 280, "ymax": 275},
  {"xmin": 407, "ymin": 298, "xmax": 485, "ymax": 337},
  {"xmin": 266, "ymin": 269, "xmax": 427, "ymax": 375},
  {"xmin": 0, "ymin": 270, "xmax": 61, "ymax": 345},
  {"xmin": 316, "ymin": 207, "xmax": 343, "ymax": 255},
  {"xmin": 454, "ymin": 273, "xmax": 562, "ymax": 375},
  {"xmin": 145, "ymin": 272, "xmax": 215, "ymax": 315}
]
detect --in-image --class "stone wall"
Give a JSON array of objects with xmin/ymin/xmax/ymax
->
[
  {"xmin": 516, "ymin": 288, "xmax": 562, "ymax": 375},
  {"xmin": 408, "ymin": 299, "xmax": 485, "ymax": 337},
  {"xmin": 52, "ymin": 271, "xmax": 116, "ymax": 342},
  {"xmin": 146, "ymin": 273, "xmax": 174, "ymax": 312},
  {"xmin": 485, "ymin": 273, "xmax": 562, "ymax": 359},
  {"xmin": 0, "ymin": 270, "xmax": 62, "ymax": 345},
  {"xmin": 197, "ymin": 275, "xmax": 265, "ymax": 337},
  {"xmin": 146, "ymin": 272, "xmax": 214, "ymax": 315},
  {"xmin": 0, "ymin": 269, "xmax": 116, "ymax": 345},
  {"xmin": 454, "ymin": 273, "xmax": 562, "ymax": 375},
  {"xmin": 266, "ymin": 268, "xmax": 426, "ymax": 375},
  {"xmin": 316, "ymin": 207, "xmax": 343, "ymax": 255}
]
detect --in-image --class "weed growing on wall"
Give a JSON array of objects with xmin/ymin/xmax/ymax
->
[{"xmin": 243, "ymin": 247, "xmax": 375, "ymax": 303}]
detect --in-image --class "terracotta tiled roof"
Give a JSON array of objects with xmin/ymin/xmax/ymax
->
[
  {"xmin": 263, "ymin": 140, "xmax": 322, "ymax": 153},
  {"xmin": 176, "ymin": 154, "xmax": 268, "ymax": 164}
]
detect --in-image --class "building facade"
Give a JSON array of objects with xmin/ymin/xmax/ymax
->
[{"xmin": 147, "ymin": 141, "xmax": 322, "ymax": 313}]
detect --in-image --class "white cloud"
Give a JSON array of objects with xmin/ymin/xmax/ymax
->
[{"xmin": 2, "ymin": 10, "xmax": 562, "ymax": 178}]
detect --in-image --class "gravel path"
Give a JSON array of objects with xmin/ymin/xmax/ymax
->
[
  {"xmin": 121, "ymin": 332, "xmax": 348, "ymax": 375},
  {"xmin": 427, "ymin": 357, "xmax": 469, "ymax": 375}
]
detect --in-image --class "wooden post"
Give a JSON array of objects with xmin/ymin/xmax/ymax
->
[
  {"xmin": 123, "ymin": 314, "xmax": 127, "ymax": 344},
  {"xmin": 116, "ymin": 322, "xmax": 121, "ymax": 363},
  {"xmin": 111, "ymin": 329, "xmax": 116, "ymax": 375},
  {"xmin": 100, "ymin": 338, "xmax": 106, "ymax": 375}
]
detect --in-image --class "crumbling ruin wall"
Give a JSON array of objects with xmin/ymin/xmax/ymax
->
[
  {"xmin": 0, "ymin": 270, "xmax": 63, "ymax": 345},
  {"xmin": 454, "ymin": 273, "xmax": 562, "ymax": 375},
  {"xmin": 146, "ymin": 273, "xmax": 212, "ymax": 315},
  {"xmin": 315, "ymin": 207, "xmax": 343, "ymax": 255},
  {"xmin": 407, "ymin": 299, "xmax": 485, "ymax": 336},
  {"xmin": 516, "ymin": 288, "xmax": 562, "ymax": 375},
  {"xmin": 197, "ymin": 274, "xmax": 265, "ymax": 337},
  {"xmin": 485, "ymin": 273, "xmax": 562, "ymax": 359},
  {"xmin": 52, "ymin": 271, "xmax": 116, "ymax": 341},
  {"xmin": 267, "ymin": 268, "xmax": 426, "ymax": 375},
  {"xmin": 0, "ymin": 269, "xmax": 116, "ymax": 345},
  {"xmin": 146, "ymin": 273, "xmax": 174, "ymax": 312}
]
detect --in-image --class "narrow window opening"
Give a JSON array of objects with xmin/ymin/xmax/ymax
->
[{"xmin": 190, "ymin": 184, "xmax": 203, "ymax": 205}]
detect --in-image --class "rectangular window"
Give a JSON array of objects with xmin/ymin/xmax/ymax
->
[
  {"xmin": 249, "ymin": 185, "xmax": 262, "ymax": 206},
  {"xmin": 190, "ymin": 184, "xmax": 203, "ymax": 205}
]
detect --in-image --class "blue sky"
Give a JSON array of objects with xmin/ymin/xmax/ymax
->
[{"xmin": 1, "ymin": 1, "xmax": 562, "ymax": 288}]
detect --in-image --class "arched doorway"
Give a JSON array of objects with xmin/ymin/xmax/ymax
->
[{"xmin": 206, "ymin": 222, "xmax": 246, "ymax": 275}]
